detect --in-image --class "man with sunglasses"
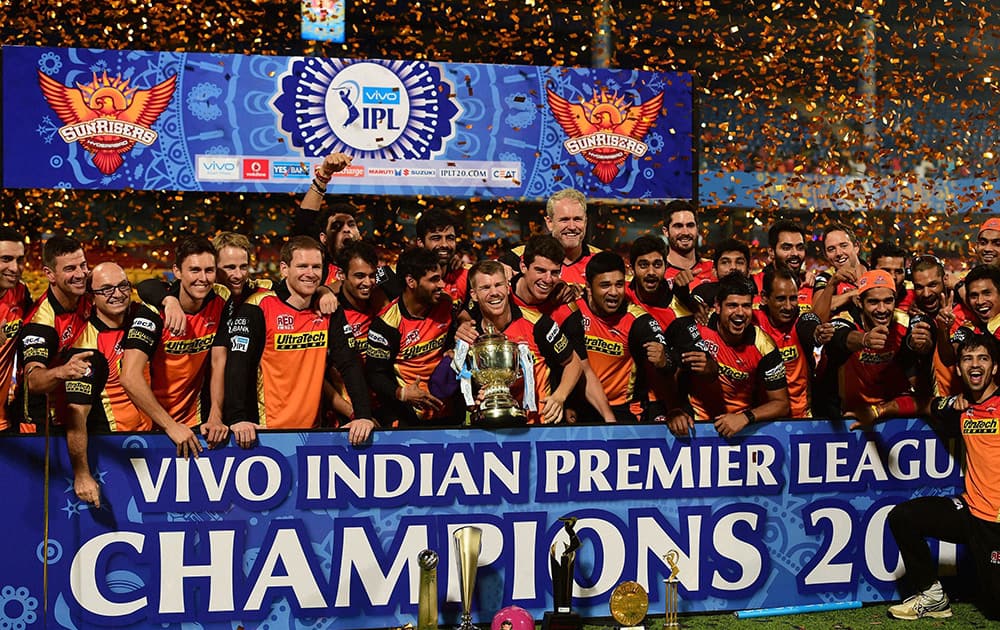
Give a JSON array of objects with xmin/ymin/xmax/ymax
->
[{"xmin": 62, "ymin": 263, "xmax": 151, "ymax": 508}]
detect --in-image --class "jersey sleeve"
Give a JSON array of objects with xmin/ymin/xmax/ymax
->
[
  {"xmin": 63, "ymin": 348, "xmax": 107, "ymax": 408},
  {"xmin": 533, "ymin": 315, "xmax": 574, "ymax": 367},
  {"xmin": 19, "ymin": 322, "xmax": 59, "ymax": 367},
  {"xmin": 929, "ymin": 395, "xmax": 963, "ymax": 426},
  {"xmin": 950, "ymin": 321, "xmax": 976, "ymax": 346},
  {"xmin": 375, "ymin": 266, "xmax": 403, "ymax": 300},
  {"xmin": 223, "ymin": 302, "xmax": 266, "ymax": 425},
  {"xmin": 628, "ymin": 314, "xmax": 670, "ymax": 368},
  {"xmin": 327, "ymin": 308, "xmax": 373, "ymax": 420},
  {"xmin": 122, "ymin": 306, "xmax": 164, "ymax": 357},
  {"xmin": 795, "ymin": 311, "xmax": 823, "ymax": 349},
  {"xmin": 758, "ymin": 347, "xmax": 788, "ymax": 391},
  {"xmin": 213, "ymin": 297, "xmax": 237, "ymax": 348},
  {"xmin": 558, "ymin": 309, "xmax": 588, "ymax": 359},
  {"xmin": 664, "ymin": 314, "xmax": 703, "ymax": 367},
  {"xmin": 365, "ymin": 317, "xmax": 402, "ymax": 402},
  {"xmin": 813, "ymin": 272, "xmax": 832, "ymax": 291},
  {"xmin": 135, "ymin": 278, "xmax": 172, "ymax": 310},
  {"xmin": 824, "ymin": 317, "xmax": 857, "ymax": 365}
]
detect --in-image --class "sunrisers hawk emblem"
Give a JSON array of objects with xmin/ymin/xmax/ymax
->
[
  {"xmin": 38, "ymin": 70, "xmax": 177, "ymax": 175},
  {"xmin": 546, "ymin": 87, "xmax": 663, "ymax": 184}
]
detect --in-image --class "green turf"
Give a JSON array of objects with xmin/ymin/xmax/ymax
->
[{"xmin": 570, "ymin": 602, "xmax": 993, "ymax": 628}]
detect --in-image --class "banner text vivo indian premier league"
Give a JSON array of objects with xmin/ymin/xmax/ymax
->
[{"xmin": 2, "ymin": 46, "xmax": 695, "ymax": 201}]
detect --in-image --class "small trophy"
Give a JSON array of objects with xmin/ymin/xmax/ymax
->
[
  {"xmin": 417, "ymin": 549, "xmax": 439, "ymax": 630},
  {"xmin": 453, "ymin": 526, "xmax": 482, "ymax": 630},
  {"xmin": 663, "ymin": 550, "xmax": 681, "ymax": 629},
  {"xmin": 542, "ymin": 516, "xmax": 582, "ymax": 630},
  {"xmin": 469, "ymin": 322, "xmax": 525, "ymax": 426},
  {"xmin": 610, "ymin": 581, "xmax": 648, "ymax": 630}
]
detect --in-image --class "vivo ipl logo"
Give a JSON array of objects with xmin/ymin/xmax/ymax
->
[{"xmin": 272, "ymin": 58, "xmax": 461, "ymax": 160}]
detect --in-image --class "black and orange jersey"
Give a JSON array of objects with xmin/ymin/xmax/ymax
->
[
  {"xmin": 688, "ymin": 323, "xmax": 787, "ymax": 421},
  {"xmin": 0, "ymin": 283, "xmax": 32, "ymax": 430},
  {"xmin": 224, "ymin": 286, "xmax": 370, "ymax": 429},
  {"xmin": 625, "ymin": 279, "xmax": 692, "ymax": 333},
  {"xmin": 814, "ymin": 309, "xmax": 920, "ymax": 416},
  {"xmin": 753, "ymin": 309, "xmax": 821, "ymax": 418},
  {"xmin": 472, "ymin": 305, "xmax": 574, "ymax": 424},
  {"xmin": 123, "ymin": 293, "xmax": 225, "ymax": 427},
  {"xmin": 340, "ymin": 292, "xmax": 385, "ymax": 360},
  {"xmin": 20, "ymin": 288, "xmax": 91, "ymax": 427},
  {"xmin": 931, "ymin": 392, "xmax": 1000, "ymax": 522},
  {"xmin": 366, "ymin": 297, "xmax": 455, "ymax": 426},
  {"xmin": 575, "ymin": 298, "xmax": 668, "ymax": 409},
  {"xmin": 443, "ymin": 265, "xmax": 470, "ymax": 306},
  {"xmin": 64, "ymin": 305, "xmax": 152, "ymax": 432},
  {"xmin": 507, "ymin": 278, "xmax": 586, "ymax": 359},
  {"xmin": 813, "ymin": 271, "xmax": 858, "ymax": 310},
  {"xmin": 663, "ymin": 258, "xmax": 714, "ymax": 288},
  {"xmin": 751, "ymin": 267, "xmax": 814, "ymax": 312}
]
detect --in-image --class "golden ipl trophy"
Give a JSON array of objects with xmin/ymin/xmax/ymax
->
[
  {"xmin": 469, "ymin": 323, "xmax": 525, "ymax": 425},
  {"xmin": 542, "ymin": 516, "xmax": 582, "ymax": 630},
  {"xmin": 663, "ymin": 551, "xmax": 681, "ymax": 628},
  {"xmin": 417, "ymin": 549, "xmax": 439, "ymax": 630},
  {"xmin": 610, "ymin": 581, "xmax": 649, "ymax": 630},
  {"xmin": 453, "ymin": 526, "xmax": 483, "ymax": 630}
]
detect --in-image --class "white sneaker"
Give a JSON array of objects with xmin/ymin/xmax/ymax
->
[{"xmin": 888, "ymin": 582, "xmax": 952, "ymax": 620}]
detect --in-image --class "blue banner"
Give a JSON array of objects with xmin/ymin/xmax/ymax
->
[
  {"xmin": 0, "ymin": 420, "xmax": 969, "ymax": 629},
  {"xmin": 1, "ymin": 46, "xmax": 694, "ymax": 201}
]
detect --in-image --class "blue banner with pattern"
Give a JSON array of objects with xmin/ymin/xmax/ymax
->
[
  {"xmin": 0, "ymin": 420, "xmax": 970, "ymax": 629},
  {"xmin": 1, "ymin": 46, "xmax": 694, "ymax": 201}
]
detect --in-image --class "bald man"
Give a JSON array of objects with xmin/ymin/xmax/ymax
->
[{"xmin": 63, "ymin": 263, "xmax": 151, "ymax": 507}]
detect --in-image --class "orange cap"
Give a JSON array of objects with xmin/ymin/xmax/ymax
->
[
  {"xmin": 980, "ymin": 217, "xmax": 1000, "ymax": 236},
  {"xmin": 857, "ymin": 269, "xmax": 895, "ymax": 295}
]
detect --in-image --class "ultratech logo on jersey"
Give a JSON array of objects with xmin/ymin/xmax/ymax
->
[
  {"xmin": 584, "ymin": 336, "xmax": 624, "ymax": 356},
  {"xmin": 779, "ymin": 345, "xmax": 800, "ymax": 362},
  {"xmin": 2, "ymin": 319, "xmax": 21, "ymax": 339},
  {"xmin": 275, "ymin": 331, "xmax": 328, "ymax": 350},
  {"xmin": 65, "ymin": 381, "xmax": 92, "ymax": 396},
  {"xmin": 38, "ymin": 69, "xmax": 177, "ymax": 176},
  {"xmin": 546, "ymin": 86, "xmax": 663, "ymax": 184},
  {"xmin": 963, "ymin": 417, "xmax": 1000, "ymax": 435},
  {"xmin": 718, "ymin": 362, "xmax": 750, "ymax": 381},
  {"xmin": 164, "ymin": 335, "xmax": 214, "ymax": 355}
]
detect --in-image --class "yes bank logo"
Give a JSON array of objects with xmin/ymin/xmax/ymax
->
[
  {"xmin": 196, "ymin": 156, "xmax": 240, "ymax": 181},
  {"xmin": 362, "ymin": 86, "xmax": 400, "ymax": 105}
]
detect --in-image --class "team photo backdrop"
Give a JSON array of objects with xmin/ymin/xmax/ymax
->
[
  {"xmin": 0, "ymin": 421, "xmax": 969, "ymax": 629},
  {"xmin": 2, "ymin": 46, "xmax": 695, "ymax": 201}
]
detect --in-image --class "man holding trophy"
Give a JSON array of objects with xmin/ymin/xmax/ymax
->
[{"xmin": 461, "ymin": 260, "xmax": 582, "ymax": 424}]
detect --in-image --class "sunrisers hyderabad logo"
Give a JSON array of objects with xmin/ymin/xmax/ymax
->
[
  {"xmin": 546, "ymin": 87, "xmax": 663, "ymax": 184},
  {"xmin": 38, "ymin": 70, "xmax": 177, "ymax": 175}
]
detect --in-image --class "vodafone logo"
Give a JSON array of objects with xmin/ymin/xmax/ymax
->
[{"xmin": 244, "ymin": 158, "xmax": 269, "ymax": 180}]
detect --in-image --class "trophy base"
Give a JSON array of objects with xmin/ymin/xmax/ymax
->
[
  {"xmin": 541, "ymin": 611, "xmax": 582, "ymax": 630},
  {"xmin": 478, "ymin": 403, "xmax": 526, "ymax": 427}
]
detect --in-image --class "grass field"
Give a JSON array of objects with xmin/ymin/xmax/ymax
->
[{"xmin": 574, "ymin": 602, "xmax": 993, "ymax": 628}]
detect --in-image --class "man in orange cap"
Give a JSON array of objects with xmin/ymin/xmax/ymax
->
[{"xmin": 812, "ymin": 269, "xmax": 935, "ymax": 421}]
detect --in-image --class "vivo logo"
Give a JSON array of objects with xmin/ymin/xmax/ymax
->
[
  {"xmin": 196, "ymin": 156, "xmax": 240, "ymax": 181},
  {"xmin": 362, "ymin": 86, "xmax": 400, "ymax": 104}
]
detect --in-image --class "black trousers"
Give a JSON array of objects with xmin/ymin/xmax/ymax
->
[{"xmin": 888, "ymin": 495, "xmax": 1000, "ymax": 619}]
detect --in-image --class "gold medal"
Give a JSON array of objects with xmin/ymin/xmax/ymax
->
[{"xmin": 609, "ymin": 581, "xmax": 648, "ymax": 627}]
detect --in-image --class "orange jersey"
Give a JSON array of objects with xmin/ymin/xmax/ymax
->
[
  {"xmin": 123, "ymin": 294, "xmax": 225, "ymax": 427},
  {"xmin": 505, "ymin": 244, "xmax": 602, "ymax": 288},
  {"xmin": 444, "ymin": 265, "xmax": 470, "ymax": 306},
  {"xmin": 64, "ymin": 307, "xmax": 152, "ymax": 432},
  {"xmin": 816, "ymin": 310, "xmax": 918, "ymax": 414},
  {"xmin": 931, "ymin": 393, "xmax": 1000, "ymax": 522},
  {"xmin": 366, "ymin": 297, "xmax": 455, "ymax": 425},
  {"xmin": 474, "ymin": 305, "xmax": 574, "ymax": 424},
  {"xmin": 663, "ymin": 258, "xmax": 714, "ymax": 288},
  {"xmin": 753, "ymin": 309, "xmax": 820, "ymax": 418},
  {"xmin": 689, "ymin": 324, "xmax": 787, "ymax": 421},
  {"xmin": 225, "ymin": 289, "xmax": 368, "ymax": 429},
  {"xmin": 0, "ymin": 283, "xmax": 32, "ymax": 430},
  {"xmin": 751, "ymin": 268, "xmax": 814, "ymax": 312},
  {"xmin": 20, "ymin": 288, "xmax": 92, "ymax": 428},
  {"xmin": 576, "ymin": 299, "xmax": 667, "ymax": 409}
]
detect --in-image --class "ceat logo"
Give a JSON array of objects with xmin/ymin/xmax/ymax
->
[
  {"xmin": 244, "ymin": 158, "xmax": 270, "ymax": 180},
  {"xmin": 546, "ymin": 87, "xmax": 663, "ymax": 183},
  {"xmin": 38, "ymin": 70, "xmax": 177, "ymax": 175}
]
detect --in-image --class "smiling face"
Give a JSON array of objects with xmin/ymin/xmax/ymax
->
[
  {"xmin": 89, "ymin": 263, "xmax": 131, "ymax": 321},
  {"xmin": 715, "ymin": 250, "xmax": 748, "ymax": 278},
  {"xmin": 958, "ymin": 344, "xmax": 997, "ymax": 396},
  {"xmin": 772, "ymin": 231, "xmax": 806, "ymax": 273},
  {"xmin": 967, "ymin": 278, "xmax": 1000, "ymax": 324},
  {"xmin": 912, "ymin": 266, "xmax": 945, "ymax": 315},
  {"xmin": 419, "ymin": 226, "xmax": 458, "ymax": 267},
  {"xmin": 471, "ymin": 270, "xmax": 511, "ymax": 322},
  {"xmin": 216, "ymin": 245, "xmax": 250, "ymax": 297},
  {"xmin": 0, "ymin": 240, "xmax": 25, "ymax": 292},
  {"xmin": 717, "ymin": 292, "xmax": 753, "ymax": 341},
  {"xmin": 977, "ymin": 229, "xmax": 1000, "ymax": 266},
  {"xmin": 342, "ymin": 256, "xmax": 377, "ymax": 304},
  {"xmin": 175, "ymin": 252, "xmax": 217, "ymax": 303},
  {"xmin": 545, "ymin": 197, "xmax": 587, "ymax": 254},
  {"xmin": 520, "ymin": 255, "xmax": 562, "ymax": 302},
  {"xmin": 762, "ymin": 276, "xmax": 799, "ymax": 326},
  {"xmin": 45, "ymin": 248, "xmax": 89, "ymax": 300},
  {"xmin": 824, "ymin": 230, "xmax": 860, "ymax": 271},
  {"xmin": 280, "ymin": 247, "xmax": 324, "ymax": 301},
  {"xmin": 859, "ymin": 287, "xmax": 896, "ymax": 329},
  {"xmin": 663, "ymin": 210, "xmax": 697, "ymax": 256}
]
